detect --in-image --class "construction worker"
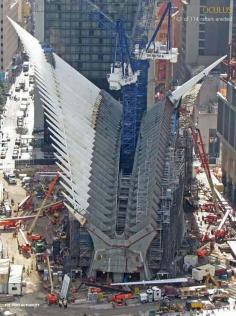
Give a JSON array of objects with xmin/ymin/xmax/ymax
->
[
  {"xmin": 11, "ymin": 256, "xmax": 14, "ymax": 263},
  {"xmin": 58, "ymin": 297, "xmax": 62, "ymax": 308},
  {"xmin": 63, "ymin": 298, "xmax": 67, "ymax": 308}
]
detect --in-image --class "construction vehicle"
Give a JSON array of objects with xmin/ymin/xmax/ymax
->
[
  {"xmin": 191, "ymin": 127, "xmax": 234, "ymax": 234},
  {"xmin": 209, "ymin": 289, "xmax": 229, "ymax": 303},
  {"xmin": 191, "ymin": 128, "xmax": 219, "ymax": 208},
  {"xmin": 15, "ymin": 175, "xmax": 59, "ymax": 257},
  {"xmin": 185, "ymin": 300, "xmax": 204, "ymax": 311},
  {"xmin": 33, "ymin": 240, "xmax": 47, "ymax": 254},
  {"xmin": 111, "ymin": 292, "xmax": 133, "ymax": 304},
  {"xmin": 214, "ymin": 229, "xmax": 228, "ymax": 242},
  {"xmin": 26, "ymin": 174, "xmax": 59, "ymax": 241},
  {"xmin": 45, "ymin": 254, "xmax": 58, "ymax": 305},
  {"xmin": 204, "ymin": 213, "xmax": 222, "ymax": 224},
  {"xmin": 205, "ymin": 273, "xmax": 220, "ymax": 288},
  {"xmin": 196, "ymin": 241, "xmax": 215, "ymax": 257},
  {"xmin": 16, "ymin": 231, "xmax": 31, "ymax": 255},
  {"xmin": 201, "ymin": 203, "xmax": 215, "ymax": 212}
]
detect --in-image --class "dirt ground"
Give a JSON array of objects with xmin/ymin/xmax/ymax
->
[{"xmin": 0, "ymin": 172, "xmax": 65, "ymax": 306}]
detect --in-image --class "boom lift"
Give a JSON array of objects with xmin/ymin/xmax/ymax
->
[{"xmin": 45, "ymin": 254, "xmax": 58, "ymax": 305}]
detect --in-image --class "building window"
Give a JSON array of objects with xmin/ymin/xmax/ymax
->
[
  {"xmin": 199, "ymin": 32, "xmax": 205, "ymax": 39},
  {"xmin": 199, "ymin": 49, "xmax": 205, "ymax": 55},
  {"xmin": 208, "ymin": 128, "xmax": 220, "ymax": 163},
  {"xmin": 199, "ymin": 24, "xmax": 205, "ymax": 31}
]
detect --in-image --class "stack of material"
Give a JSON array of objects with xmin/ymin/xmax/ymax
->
[
  {"xmin": 192, "ymin": 264, "xmax": 215, "ymax": 281},
  {"xmin": 0, "ymin": 259, "xmax": 10, "ymax": 294}
]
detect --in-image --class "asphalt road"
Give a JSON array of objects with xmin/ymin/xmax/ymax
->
[{"xmin": 0, "ymin": 303, "xmax": 170, "ymax": 316}]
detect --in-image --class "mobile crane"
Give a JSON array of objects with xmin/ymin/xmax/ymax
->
[
  {"xmin": 27, "ymin": 174, "xmax": 60, "ymax": 240},
  {"xmin": 16, "ymin": 174, "xmax": 60, "ymax": 254}
]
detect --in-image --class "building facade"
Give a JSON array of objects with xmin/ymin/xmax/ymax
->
[
  {"xmin": 179, "ymin": 0, "xmax": 230, "ymax": 81},
  {"xmin": 34, "ymin": 0, "xmax": 139, "ymax": 90},
  {"xmin": 0, "ymin": 0, "xmax": 30, "ymax": 82},
  {"xmin": 217, "ymin": 0, "xmax": 236, "ymax": 204},
  {"xmin": 0, "ymin": 0, "xmax": 20, "ymax": 81}
]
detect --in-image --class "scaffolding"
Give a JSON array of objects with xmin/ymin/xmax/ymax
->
[
  {"xmin": 136, "ymin": 139, "xmax": 152, "ymax": 224},
  {"xmin": 147, "ymin": 127, "xmax": 186, "ymax": 276},
  {"xmin": 116, "ymin": 175, "xmax": 131, "ymax": 234}
]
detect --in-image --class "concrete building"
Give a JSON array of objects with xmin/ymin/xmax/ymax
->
[
  {"xmin": 0, "ymin": 0, "xmax": 30, "ymax": 82},
  {"xmin": 217, "ymin": 78, "xmax": 236, "ymax": 204},
  {"xmin": 216, "ymin": 0, "xmax": 236, "ymax": 204},
  {"xmin": 179, "ymin": 0, "xmax": 230, "ymax": 80},
  {"xmin": 194, "ymin": 76, "xmax": 221, "ymax": 164},
  {"xmin": 33, "ymin": 0, "xmax": 139, "ymax": 91},
  {"xmin": 0, "ymin": 0, "xmax": 20, "ymax": 81}
]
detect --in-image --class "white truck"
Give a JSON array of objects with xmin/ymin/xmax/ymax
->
[{"xmin": 140, "ymin": 286, "xmax": 162, "ymax": 303}]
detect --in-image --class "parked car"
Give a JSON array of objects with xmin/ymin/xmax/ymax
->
[
  {"xmin": 12, "ymin": 150, "xmax": 18, "ymax": 159},
  {"xmin": 29, "ymin": 75, "xmax": 34, "ymax": 84},
  {"xmin": 6, "ymin": 173, "xmax": 17, "ymax": 185},
  {"xmin": 0, "ymin": 151, "xmax": 6, "ymax": 159},
  {"xmin": 15, "ymin": 137, "xmax": 21, "ymax": 145},
  {"xmin": 15, "ymin": 85, "xmax": 20, "ymax": 92}
]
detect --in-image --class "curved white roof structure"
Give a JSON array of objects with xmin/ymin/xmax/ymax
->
[
  {"xmin": 10, "ymin": 18, "xmax": 226, "ymax": 279},
  {"xmin": 9, "ymin": 18, "xmax": 122, "ymax": 232}
]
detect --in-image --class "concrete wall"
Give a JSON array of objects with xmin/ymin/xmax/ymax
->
[
  {"xmin": 196, "ymin": 112, "xmax": 217, "ymax": 154},
  {"xmin": 33, "ymin": 0, "xmax": 44, "ymax": 42},
  {"xmin": 217, "ymin": 81, "xmax": 236, "ymax": 204},
  {"xmin": 185, "ymin": 0, "xmax": 200, "ymax": 66}
]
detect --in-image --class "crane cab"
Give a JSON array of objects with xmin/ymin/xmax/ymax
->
[{"xmin": 107, "ymin": 62, "xmax": 139, "ymax": 90}]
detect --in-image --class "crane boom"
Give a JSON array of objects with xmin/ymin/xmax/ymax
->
[
  {"xmin": 191, "ymin": 128, "xmax": 219, "ymax": 207},
  {"xmin": 46, "ymin": 254, "xmax": 54, "ymax": 293},
  {"xmin": 28, "ymin": 174, "xmax": 59, "ymax": 235}
]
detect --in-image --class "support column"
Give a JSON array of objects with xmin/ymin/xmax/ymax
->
[
  {"xmin": 232, "ymin": 184, "xmax": 236, "ymax": 206},
  {"xmin": 222, "ymin": 172, "xmax": 227, "ymax": 195},
  {"xmin": 225, "ymin": 174, "xmax": 232, "ymax": 200}
]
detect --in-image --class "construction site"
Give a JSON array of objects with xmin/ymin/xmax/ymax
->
[{"xmin": 0, "ymin": 0, "xmax": 236, "ymax": 315}]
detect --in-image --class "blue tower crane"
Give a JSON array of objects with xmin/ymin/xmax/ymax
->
[
  {"xmin": 87, "ymin": 1, "xmax": 178, "ymax": 174},
  {"xmin": 88, "ymin": 2, "xmax": 140, "ymax": 175}
]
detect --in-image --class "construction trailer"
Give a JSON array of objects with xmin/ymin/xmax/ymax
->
[{"xmin": 8, "ymin": 265, "xmax": 23, "ymax": 296}]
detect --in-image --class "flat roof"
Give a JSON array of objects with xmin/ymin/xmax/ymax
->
[{"xmin": 9, "ymin": 265, "xmax": 23, "ymax": 284}]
